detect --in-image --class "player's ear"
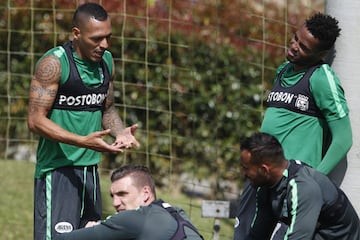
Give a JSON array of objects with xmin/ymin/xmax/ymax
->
[
  {"xmin": 72, "ymin": 27, "xmax": 81, "ymax": 40},
  {"xmin": 142, "ymin": 185, "xmax": 152, "ymax": 204},
  {"xmin": 259, "ymin": 164, "xmax": 270, "ymax": 175}
]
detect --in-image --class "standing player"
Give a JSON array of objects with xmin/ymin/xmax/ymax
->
[
  {"xmin": 28, "ymin": 3, "xmax": 140, "ymax": 240},
  {"xmin": 234, "ymin": 13, "xmax": 352, "ymax": 239},
  {"xmin": 261, "ymin": 12, "xmax": 351, "ymax": 178}
]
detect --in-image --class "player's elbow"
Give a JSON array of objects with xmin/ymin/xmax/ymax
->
[
  {"xmin": 27, "ymin": 115, "xmax": 41, "ymax": 134},
  {"xmin": 27, "ymin": 118, "xmax": 37, "ymax": 133}
]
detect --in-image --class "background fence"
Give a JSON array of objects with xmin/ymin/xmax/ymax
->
[{"xmin": 0, "ymin": 0, "xmax": 324, "ymax": 239}]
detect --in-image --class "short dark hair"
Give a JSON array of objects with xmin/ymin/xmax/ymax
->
[
  {"xmin": 111, "ymin": 164, "xmax": 156, "ymax": 197},
  {"xmin": 240, "ymin": 132, "xmax": 284, "ymax": 166},
  {"xmin": 305, "ymin": 12, "xmax": 341, "ymax": 51},
  {"xmin": 73, "ymin": 2, "xmax": 109, "ymax": 27}
]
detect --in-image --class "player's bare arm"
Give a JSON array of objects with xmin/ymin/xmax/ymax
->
[
  {"xmin": 102, "ymin": 95, "xmax": 139, "ymax": 148},
  {"xmin": 102, "ymin": 64, "xmax": 140, "ymax": 148},
  {"xmin": 102, "ymin": 80, "xmax": 125, "ymax": 136},
  {"xmin": 28, "ymin": 55, "xmax": 62, "ymax": 135}
]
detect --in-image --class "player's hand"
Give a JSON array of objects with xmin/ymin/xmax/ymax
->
[
  {"xmin": 85, "ymin": 221, "xmax": 100, "ymax": 228},
  {"xmin": 112, "ymin": 124, "xmax": 140, "ymax": 149},
  {"xmin": 83, "ymin": 129, "xmax": 124, "ymax": 153}
]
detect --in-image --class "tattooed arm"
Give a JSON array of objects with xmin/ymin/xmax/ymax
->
[
  {"xmin": 27, "ymin": 55, "xmax": 125, "ymax": 153},
  {"xmin": 101, "ymin": 59, "xmax": 140, "ymax": 149}
]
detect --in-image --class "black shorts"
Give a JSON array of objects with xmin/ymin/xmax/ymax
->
[{"xmin": 34, "ymin": 165, "xmax": 102, "ymax": 240}]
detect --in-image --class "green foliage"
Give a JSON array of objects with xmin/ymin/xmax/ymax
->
[{"xmin": 110, "ymin": 26, "xmax": 265, "ymax": 198}]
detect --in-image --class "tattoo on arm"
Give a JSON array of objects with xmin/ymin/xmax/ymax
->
[
  {"xmin": 28, "ymin": 55, "xmax": 61, "ymax": 115},
  {"xmin": 103, "ymin": 106, "xmax": 124, "ymax": 136},
  {"xmin": 30, "ymin": 85, "xmax": 57, "ymax": 98},
  {"xmin": 102, "ymin": 61, "xmax": 125, "ymax": 136}
]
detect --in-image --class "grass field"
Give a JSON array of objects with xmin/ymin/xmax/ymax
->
[{"xmin": 0, "ymin": 159, "xmax": 234, "ymax": 239}]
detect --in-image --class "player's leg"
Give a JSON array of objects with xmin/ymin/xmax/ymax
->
[
  {"xmin": 50, "ymin": 167, "xmax": 83, "ymax": 239},
  {"xmin": 34, "ymin": 177, "xmax": 49, "ymax": 240},
  {"xmin": 79, "ymin": 165, "xmax": 102, "ymax": 227}
]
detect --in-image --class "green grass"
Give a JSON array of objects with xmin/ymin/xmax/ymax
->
[
  {"xmin": 0, "ymin": 160, "xmax": 34, "ymax": 240},
  {"xmin": 0, "ymin": 160, "xmax": 234, "ymax": 239}
]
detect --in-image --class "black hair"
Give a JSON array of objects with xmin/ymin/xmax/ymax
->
[
  {"xmin": 73, "ymin": 2, "xmax": 109, "ymax": 27},
  {"xmin": 305, "ymin": 12, "xmax": 341, "ymax": 51},
  {"xmin": 110, "ymin": 164, "xmax": 156, "ymax": 197},
  {"xmin": 240, "ymin": 132, "xmax": 284, "ymax": 166}
]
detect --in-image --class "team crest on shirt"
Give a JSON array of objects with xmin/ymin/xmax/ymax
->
[
  {"xmin": 234, "ymin": 217, "xmax": 240, "ymax": 228},
  {"xmin": 55, "ymin": 221, "xmax": 73, "ymax": 233},
  {"xmin": 295, "ymin": 94, "xmax": 309, "ymax": 111}
]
